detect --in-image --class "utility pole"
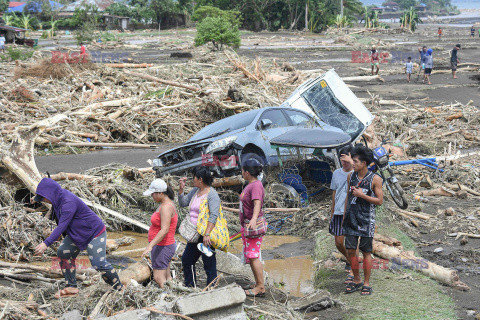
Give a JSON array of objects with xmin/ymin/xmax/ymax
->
[
  {"xmin": 305, "ymin": 0, "xmax": 308, "ymax": 30},
  {"xmin": 340, "ymin": 0, "xmax": 344, "ymax": 16}
]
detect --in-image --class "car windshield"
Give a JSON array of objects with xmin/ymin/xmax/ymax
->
[
  {"xmin": 188, "ymin": 110, "xmax": 258, "ymax": 142},
  {"xmin": 301, "ymin": 81, "xmax": 364, "ymax": 141}
]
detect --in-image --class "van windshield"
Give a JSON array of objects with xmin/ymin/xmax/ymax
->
[{"xmin": 301, "ymin": 81, "xmax": 364, "ymax": 141}]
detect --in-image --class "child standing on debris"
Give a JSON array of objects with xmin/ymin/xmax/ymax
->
[
  {"xmin": 370, "ymin": 45, "xmax": 380, "ymax": 75},
  {"xmin": 343, "ymin": 145, "xmax": 383, "ymax": 296},
  {"xmin": 405, "ymin": 57, "xmax": 413, "ymax": 83},
  {"xmin": 424, "ymin": 49, "xmax": 433, "ymax": 85},
  {"xmin": 178, "ymin": 166, "xmax": 220, "ymax": 288},
  {"xmin": 32, "ymin": 178, "xmax": 123, "ymax": 298},
  {"xmin": 329, "ymin": 145, "xmax": 355, "ymax": 284},
  {"xmin": 142, "ymin": 179, "xmax": 178, "ymax": 288},
  {"xmin": 240, "ymin": 158, "xmax": 266, "ymax": 297},
  {"xmin": 438, "ymin": 27, "xmax": 442, "ymax": 39}
]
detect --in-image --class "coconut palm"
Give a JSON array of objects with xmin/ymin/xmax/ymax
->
[
  {"xmin": 400, "ymin": 7, "xmax": 422, "ymax": 32},
  {"xmin": 3, "ymin": 14, "xmax": 14, "ymax": 26},
  {"xmin": 49, "ymin": 18, "xmax": 58, "ymax": 38},
  {"xmin": 20, "ymin": 13, "xmax": 33, "ymax": 31}
]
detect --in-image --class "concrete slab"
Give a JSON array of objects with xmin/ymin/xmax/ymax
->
[{"xmin": 175, "ymin": 284, "xmax": 247, "ymax": 320}]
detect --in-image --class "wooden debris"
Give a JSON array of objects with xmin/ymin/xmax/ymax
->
[
  {"xmin": 123, "ymin": 70, "xmax": 200, "ymax": 92},
  {"xmin": 119, "ymin": 261, "xmax": 151, "ymax": 287},
  {"xmin": 419, "ymin": 187, "xmax": 455, "ymax": 197},
  {"xmin": 372, "ymin": 241, "xmax": 469, "ymax": 290},
  {"xmin": 105, "ymin": 63, "xmax": 153, "ymax": 68}
]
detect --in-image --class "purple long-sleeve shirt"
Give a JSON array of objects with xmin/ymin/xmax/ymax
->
[{"xmin": 36, "ymin": 178, "xmax": 105, "ymax": 250}]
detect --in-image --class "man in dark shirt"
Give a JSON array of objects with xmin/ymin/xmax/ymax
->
[
  {"xmin": 471, "ymin": 26, "xmax": 475, "ymax": 38},
  {"xmin": 451, "ymin": 44, "xmax": 461, "ymax": 79}
]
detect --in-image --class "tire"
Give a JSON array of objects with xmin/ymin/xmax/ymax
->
[
  {"xmin": 385, "ymin": 179, "xmax": 408, "ymax": 209},
  {"xmin": 240, "ymin": 152, "xmax": 267, "ymax": 183}
]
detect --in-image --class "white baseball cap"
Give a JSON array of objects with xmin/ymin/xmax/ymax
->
[{"xmin": 143, "ymin": 179, "xmax": 168, "ymax": 196}]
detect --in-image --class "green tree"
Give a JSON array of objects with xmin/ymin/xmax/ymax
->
[
  {"xmin": 397, "ymin": 0, "xmax": 416, "ymax": 9},
  {"xmin": 194, "ymin": 16, "xmax": 240, "ymax": 50},
  {"xmin": 192, "ymin": 5, "xmax": 241, "ymax": 26},
  {"xmin": 400, "ymin": 6, "xmax": 421, "ymax": 31},
  {"xmin": 0, "ymin": 0, "xmax": 8, "ymax": 13}
]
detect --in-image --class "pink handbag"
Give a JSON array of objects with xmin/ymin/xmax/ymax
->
[{"xmin": 243, "ymin": 216, "xmax": 268, "ymax": 238}]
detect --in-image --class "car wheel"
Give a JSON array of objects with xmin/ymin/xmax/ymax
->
[{"xmin": 240, "ymin": 152, "xmax": 267, "ymax": 183}]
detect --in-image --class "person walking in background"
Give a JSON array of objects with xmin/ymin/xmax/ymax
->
[
  {"xmin": 329, "ymin": 146, "xmax": 355, "ymax": 284},
  {"xmin": 0, "ymin": 35, "xmax": 6, "ymax": 53},
  {"xmin": 451, "ymin": 44, "xmax": 461, "ymax": 79},
  {"xmin": 438, "ymin": 27, "xmax": 442, "ymax": 39},
  {"xmin": 32, "ymin": 178, "xmax": 123, "ymax": 298},
  {"xmin": 424, "ymin": 49, "xmax": 433, "ymax": 85},
  {"xmin": 405, "ymin": 56, "xmax": 414, "ymax": 83},
  {"xmin": 343, "ymin": 145, "xmax": 384, "ymax": 296},
  {"xmin": 418, "ymin": 46, "xmax": 427, "ymax": 81},
  {"xmin": 471, "ymin": 26, "xmax": 475, "ymax": 38},
  {"xmin": 370, "ymin": 45, "xmax": 380, "ymax": 75},
  {"xmin": 179, "ymin": 166, "xmax": 220, "ymax": 288},
  {"xmin": 240, "ymin": 158, "xmax": 266, "ymax": 297},
  {"xmin": 142, "ymin": 179, "xmax": 178, "ymax": 288}
]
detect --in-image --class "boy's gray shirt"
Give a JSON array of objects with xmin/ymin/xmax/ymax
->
[
  {"xmin": 330, "ymin": 168, "xmax": 352, "ymax": 215},
  {"xmin": 178, "ymin": 187, "xmax": 220, "ymax": 224},
  {"xmin": 425, "ymin": 55, "xmax": 433, "ymax": 69}
]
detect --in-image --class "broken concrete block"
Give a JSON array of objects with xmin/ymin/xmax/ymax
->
[
  {"xmin": 175, "ymin": 284, "xmax": 247, "ymax": 320},
  {"xmin": 60, "ymin": 310, "xmax": 82, "ymax": 320},
  {"xmin": 215, "ymin": 250, "xmax": 254, "ymax": 279},
  {"xmin": 288, "ymin": 290, "xmax": 334, "ymax": 312},
  {"xmin": 102, "ymin": 309, "xmax": 150, "ymax": 320}
]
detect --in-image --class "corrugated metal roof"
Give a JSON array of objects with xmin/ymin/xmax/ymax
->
[
  {"xmin": 8, "ymin": 2, "xmax": 26, "ymax": 7},
  {"xmin": 0, "ymin": 25, "xmax": 28, "ymax": 31},
  {"xmin": 62, "ymin": 0, "xmax": 114, "ymax": 12}
]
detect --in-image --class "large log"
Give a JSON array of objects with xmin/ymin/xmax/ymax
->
[
  {"xmin": 106, "ymin": 236, "xmax": 135, "ymax": 252},
  {"xmin": 0, "ymin": 114, "xmax": 68, "ymax": 193},
  {"xmin": 0, "ymin": 261, "xmax": 92, "ymax": 280},
  {"xmin": 119, "ymin": 261, "xmax": 151, "ymax": 286},
  {"xmin": 372, "ymin": 241, "xmax": 469, "ymax": 290},
  {"xmin": 50, "ymin": 172, "xmax": 99, "ymax": 181},
  {"xmin": 212, "ymin": 175, "xmax": 244, "ymax": 187},
  {"xmin": 105, "ymin": 63, "xmax": 153, "ymax": 68},
  {"xmin": 342, "ymin": 75, "xmax": 384, "ymax": 82}
]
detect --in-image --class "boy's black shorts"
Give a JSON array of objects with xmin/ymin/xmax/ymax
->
[{"xmin": 345, "ymin": 235, "xmax": 373, "ymax": 253}]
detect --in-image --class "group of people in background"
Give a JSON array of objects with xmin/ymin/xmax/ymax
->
[{"xmin": 403, "ymin": 43, "xmax": 461, "ymax": 84}]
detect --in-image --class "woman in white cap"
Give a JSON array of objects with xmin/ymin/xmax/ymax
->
[{"xmin": 142, "ymin": 179, "xmax": 178, "ymax": 288}]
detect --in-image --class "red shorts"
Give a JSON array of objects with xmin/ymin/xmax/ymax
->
[{"xmin": 241, "ymin": 227, "xmax": 263, "ymax": 264}]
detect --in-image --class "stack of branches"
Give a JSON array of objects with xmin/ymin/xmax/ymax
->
[
  {"xmin": 370, "ymin": 100, "xmax": 480, "ymax": 158},
  {"xmin": 1, "ymin": 47, "xmax": 299, "ymax": 148},
  {"xmin": 0, "ymin": 206, "xmax": 57, "ymax": 261}
]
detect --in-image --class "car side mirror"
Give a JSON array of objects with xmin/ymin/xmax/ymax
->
[{"xmin": 261, "ymin": 119, "xmax": 273, "ymax": 129}]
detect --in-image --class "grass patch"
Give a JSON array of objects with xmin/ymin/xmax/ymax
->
[{"xmin": 313, "ymin": 226, "xmax": 456, "ymax": 319}]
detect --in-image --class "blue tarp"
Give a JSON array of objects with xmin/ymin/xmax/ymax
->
[{"xmin": 6, "ymin": 0, "xmax": 63, "ymax": 12}]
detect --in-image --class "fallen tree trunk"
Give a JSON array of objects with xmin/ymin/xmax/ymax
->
[
  {"xmin": 455, "ymin": 232, "xmax": 480, "ymax": 240},
  {"xmin": 212, "ymin": 175, "xmax": 244, "ymax": 187},
  {"xmin": 119, "ymin": 261, "xmax": 151, "ymax": 286},
  {"xmin": 124, "ymin": 70, "xmax": 200, "ymax": 92},
  {"xmin": 0, "ymin": 261, "xmax": 92, "ymax": 280},
  {"xmin": 105, "ymin": 63, "xmax": 153, "ymax": 68},
  {"xmin": 374, "ymin": 233, "xmax": 402, "ymax": 247},
  {"xmin": 396, "ymin": 211, "xmax": 419, "ymax": 227},
  {"xmin": 82, "ymin": 198, "xmax": 149, "ymax": 231},
  {"xmin": 372, "ymin": 241, "xmax": 469, "ymax": 290},
  {"xmin": 0, "ymin": 114, "xmax": 68, "ymax": 193},
  {"xmin": 106, "ymin": 236, "xmax": 135, "ymax": 252},
  {"xmin": 419, "ymin": 187, "xmax": 455, "ymax": 197},
  {"xmin": 58, "ymin": 142, "xmax": 155, "ymax": 148},
  {"xmin": 50, "ymin": 172, "xmax": 99, "ymax": 181},
  {"xmin": 342, "ymin": 75, "xmax": 384, "ymax": 82},
  {"xmin": 73, "ymin": 97, "xmax": 135, "ymax": 114},
  {"xmin": 394, "ymin": 208, "xmax": 431, "ymax": 220}
]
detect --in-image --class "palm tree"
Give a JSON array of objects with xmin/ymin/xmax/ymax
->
[
  {"xmin": 20, "ymin": 13, "xmax": 33, "ymax": 33},
  {"xmin": 400, "ymin": 7, "xmax": 422, "ymax": 32},
  {"xmin": 3, "ymin": 14, "xmax": 14, "ymax": 26},
  {"xmin": 49, "ymin": 18, "xmax": 58, "ymax": 38}
]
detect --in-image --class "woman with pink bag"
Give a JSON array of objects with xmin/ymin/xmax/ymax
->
[{"xmin": 239, "ymin": 158, "xmax": 266, "ymax": 297}]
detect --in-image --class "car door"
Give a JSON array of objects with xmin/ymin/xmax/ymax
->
[{"xmin": 256, "ymin": 109, "xmax": 294, "ymax": 164}]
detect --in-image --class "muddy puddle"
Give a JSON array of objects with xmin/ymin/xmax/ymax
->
[{"xmin": 29, "ymin": 232, "xmax": 313, "ymax": 297}]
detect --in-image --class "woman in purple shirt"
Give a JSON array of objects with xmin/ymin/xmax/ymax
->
[{"xmin": 33, "ymin": 178, "xmax": 123, "ymax": 298}]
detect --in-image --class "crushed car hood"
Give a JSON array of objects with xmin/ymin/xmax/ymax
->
[
  {"xmin": 270, "ymin": 127, "xmax": 351, "ymax": 148},
  {"xmin": 281, "ymin": 69, "xmax": 374, "ymax": 143}
]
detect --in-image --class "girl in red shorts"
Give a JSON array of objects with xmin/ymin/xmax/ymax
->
[
  {"xmin": 239, "ymin": 158, "xmax": 266, "ymax": 297},
  {"xmin": 142, "ymin": 179, "xmax": 178, "ymax": 288}
]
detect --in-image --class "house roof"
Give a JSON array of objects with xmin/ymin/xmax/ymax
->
[
  {"xmin": 383, "ymin": 1, "xmax": 399, "ymax": 6},
  {"xmin": 0, "ymin": 25, "xmax": 27, "ymax": 32},
  {"xmin": 61, "ymin": 0, "xmax": 115, "ymax": 12},
  {"xmin": 6, "ymin": 0, "xmax": 63, "ymax": 12},
  {"xmin": 8, "ymin": 2, "xmax": 26, "ymax": 7}
]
